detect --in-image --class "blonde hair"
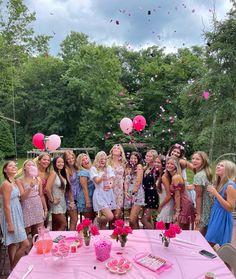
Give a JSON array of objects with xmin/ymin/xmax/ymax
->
[
  {"xmin": 77, "ymin": 153, "xmax": 92, "ymax": 171},
  {"xmin": 165, "ymin": 156, "xmax": 183, "ymax": 184},
  {"xmin": 37, "ymin": 152, "xmax": 51, "ymax": 173},
  {"xmin": 108, "ymin": 144, "xmax": 127, "ymax": 167},
  {"xmin": 63, "ymin": 150, "xmax": 78, "ymax": 177},
  {"xmin": 93, "ymin": 151, "xmax": 108, "ymax": 170},
  {"xmin": 145, "ymin": 149, "xmax": 158, "ymax": 169},
  {"xmin": 192, "ymin": 151, "xmax": 212, "ymax": 182},
  {"xmin": 23, "ymin": 159, "xmax": 37, "ymax": 176},
  {"xmin": 215, "ymin": 160, "xmax": 236, "ymax": 193}
]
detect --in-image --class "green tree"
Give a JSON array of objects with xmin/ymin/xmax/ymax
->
[{"xmin": 0, "ymin": 120, "xmax": 15, "ymax": 157}]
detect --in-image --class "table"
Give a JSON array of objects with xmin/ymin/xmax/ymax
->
[{"xmin": 8, "ymin": 230, "xmax": 235, "ymax": 279}]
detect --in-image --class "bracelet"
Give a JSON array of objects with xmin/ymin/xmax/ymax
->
[{"xmin": 176, "ymin": 208, "xmax": 181, "ymax": 212}]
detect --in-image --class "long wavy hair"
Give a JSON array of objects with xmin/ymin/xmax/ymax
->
[
  {"xmin": 144, "ymin": 149, "xmax": 158, "ymax": 171},
  {"xmin": 108, "ymin": 144, "xmax": 127, "ymax": 167},
  {"xmin": 214, "ymin": 160, "xmax": 236, "ymax": 193},
  {"xmin": 164, "ymin": 156, "xmax": 183, "ymax": 184},
  {"xmin": 63, "ymin": 150, "xmax": 78, "ymax": 178},
  {"xmin": 2, "ymin": 161, "xmax": 16, "ymax": 183},
  {"xmin": 155, "ymin": 155, "xmax": 166, "ymax": 193},
  {"xmin": 52, "ymin": 156, "xmax": 70, "ymax": 192},
  {"xmin": 37, "ymin": 152, "xmax": 51, "ymax": 173},
  {"xmin": 192, "ymin": 151, "xmax": 212, "ymax": 182}
]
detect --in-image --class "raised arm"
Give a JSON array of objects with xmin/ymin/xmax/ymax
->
[{"xmin": 208, "ymin": 184, "xmax": 236, "ymax": 212}]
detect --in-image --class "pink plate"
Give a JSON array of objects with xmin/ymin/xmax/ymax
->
[{"xmin": 59, "ymin": 236, "xmax": 83, "ymax": 248}]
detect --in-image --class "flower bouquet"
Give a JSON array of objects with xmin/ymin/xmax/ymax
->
[
  {"xmin": 110, "ymin": 220, "xmax": 132, "ymax": 247},
  {"xmin": 76, "ymin": 218, "xmax": 100, "ymax": 246},
  {"xmin": 155, "ymin": 221, "xmax": 181, "ymax": 247}
]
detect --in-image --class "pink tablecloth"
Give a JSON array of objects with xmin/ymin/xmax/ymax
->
[{"xmin": 8, "ymin": 230, "xmax": 235, "ymax": 279}]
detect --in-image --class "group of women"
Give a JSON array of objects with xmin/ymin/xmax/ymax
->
[{"xmin": 0, "ymin": 143, "xmax": 236, "ymax": 269}]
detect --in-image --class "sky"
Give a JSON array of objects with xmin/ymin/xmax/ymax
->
[{"xmin": 24, "ymin": 0, "xmax": 232, "ymax": 56}]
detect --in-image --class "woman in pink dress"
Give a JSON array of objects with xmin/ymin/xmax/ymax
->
[
  {"xmin": 108, "ymin": 144, "xmax": 127, "ymax": 220},
  {"xmin": 16, "ymin": 160, "xmax": 47, "ymax": 237},
  {"xmin": 164, "ymin": 156, "xmax": 194, "ymax": 230}
]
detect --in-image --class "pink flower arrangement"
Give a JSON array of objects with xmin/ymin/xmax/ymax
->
[
  {"xmin": 156, "ymin": 221, "xmax": 181, "ymax": 247},
  {"xmin": 111, "ymin": 220, "xmax": 132, "ymax": 247},
  {"xmin": 76, "ymin": 218, "xmax": 100, "ymax": 238}
]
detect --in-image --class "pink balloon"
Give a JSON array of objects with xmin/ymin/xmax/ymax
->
[
  {"xmin": 32, "ymin": 133, "xmax": 45, "ymax": 150},
  {"xmin": 120, "ymin": 118, "xmax": 133, "ymax": 134},
  {"xmin": 29, "ymin": 166, "xmax": 38, "ymax": 177},
  {"xmin": 133, "ymin": 115, "xmax": 146, "ymax": 132},
  {"xmin": 47, "ymin": 134, "xmax": 61, "ymax": 151}
]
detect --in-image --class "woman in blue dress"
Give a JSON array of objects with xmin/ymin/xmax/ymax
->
[
  {"xmin": 0, "ymin": 161, "xmax": 29, "ymax": 269},
  {"xmin": 206, "ymin": 160, "xmax": 236, "ymax": 246},
  {"xmin": 76, "ymin": 153, "xmax": 95, "ymax": 221}
]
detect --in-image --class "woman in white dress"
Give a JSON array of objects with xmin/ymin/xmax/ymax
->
[
  {"xmin": 91, "ymin": 151, "xmax": 116, "ymax": 229},
  {"xmin": 156, "ymin": 155, "xmax": 174, "ymax": 227},
  {"xmin": 46, "ymin": 157, "xmax": 74, "ymax": 231}
]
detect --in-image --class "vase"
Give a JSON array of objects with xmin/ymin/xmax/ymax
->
[
  {"xmin": 84, "ymin": 235, "xmax": 91, "ymax": 246},
  {"xmin": 163, "ymin": 239, "xmax": 170, "ymax": 247},
  {"xmin": 119, "ymin": 236, "xmax": 127, "ymax": 248}
]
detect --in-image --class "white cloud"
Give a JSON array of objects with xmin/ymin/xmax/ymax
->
[{"xmin": 25, "ymin": 0, "xmax": 232, "ymax": 55}]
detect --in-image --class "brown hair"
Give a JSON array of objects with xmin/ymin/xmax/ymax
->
[{"xmin": 2, "ymin": 161, "xmax": 16, "ymax": 183}]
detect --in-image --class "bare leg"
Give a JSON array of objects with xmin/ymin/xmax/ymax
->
[
  {"xmin": 129, "ymin": 205, "xmax": 142, "ymax": 229},
  {"xmin": 99, "ymin": 208, "xmax": 114, "ymax": 230},
  {"xmin": 12, "ymin": 239, "xmax": 29, "ymax": 268},
  {"xmin": 67, "ymin": 209, "xmax": 78, "ymax": 231},
  {"xmin": 141, "ymin": 208, "xmax": 154, "ymax": 229},
  {"xmin": 8, "ymin": 244, "xmax": 17, "ymax": 269},
  {"xmin": 52, "ymin": 214, "xmax": 67, "ymax": 231},
  {"xmin": 114, "ymin": 208, "xmax": 123, "ymax": 220}
]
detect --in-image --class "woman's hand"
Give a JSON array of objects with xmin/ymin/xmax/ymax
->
[
  {"xmin": 207, "ymin": 185, "xmax": 217, "ymax": 196},
  {"xmin": 43, "ymin": 209, "xmax": 48, "ymax": 220},
  {"xmin": 125, "ymin": 191, "xmax": 130, "ymax": 199},
  {"xmin": 173, "ymin": 212, "xmax": 180, "ymax": 223},
  {"xmin": 85, "ymin": 200, "xmax": 92, "ymax": 210},
  {"xmin": 53, "ymin": 197, "xmax": 61, "ymax": 205},
  {"xmin": 69, "ymin": 201, "xmax": 76, "ymax": 210}
]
